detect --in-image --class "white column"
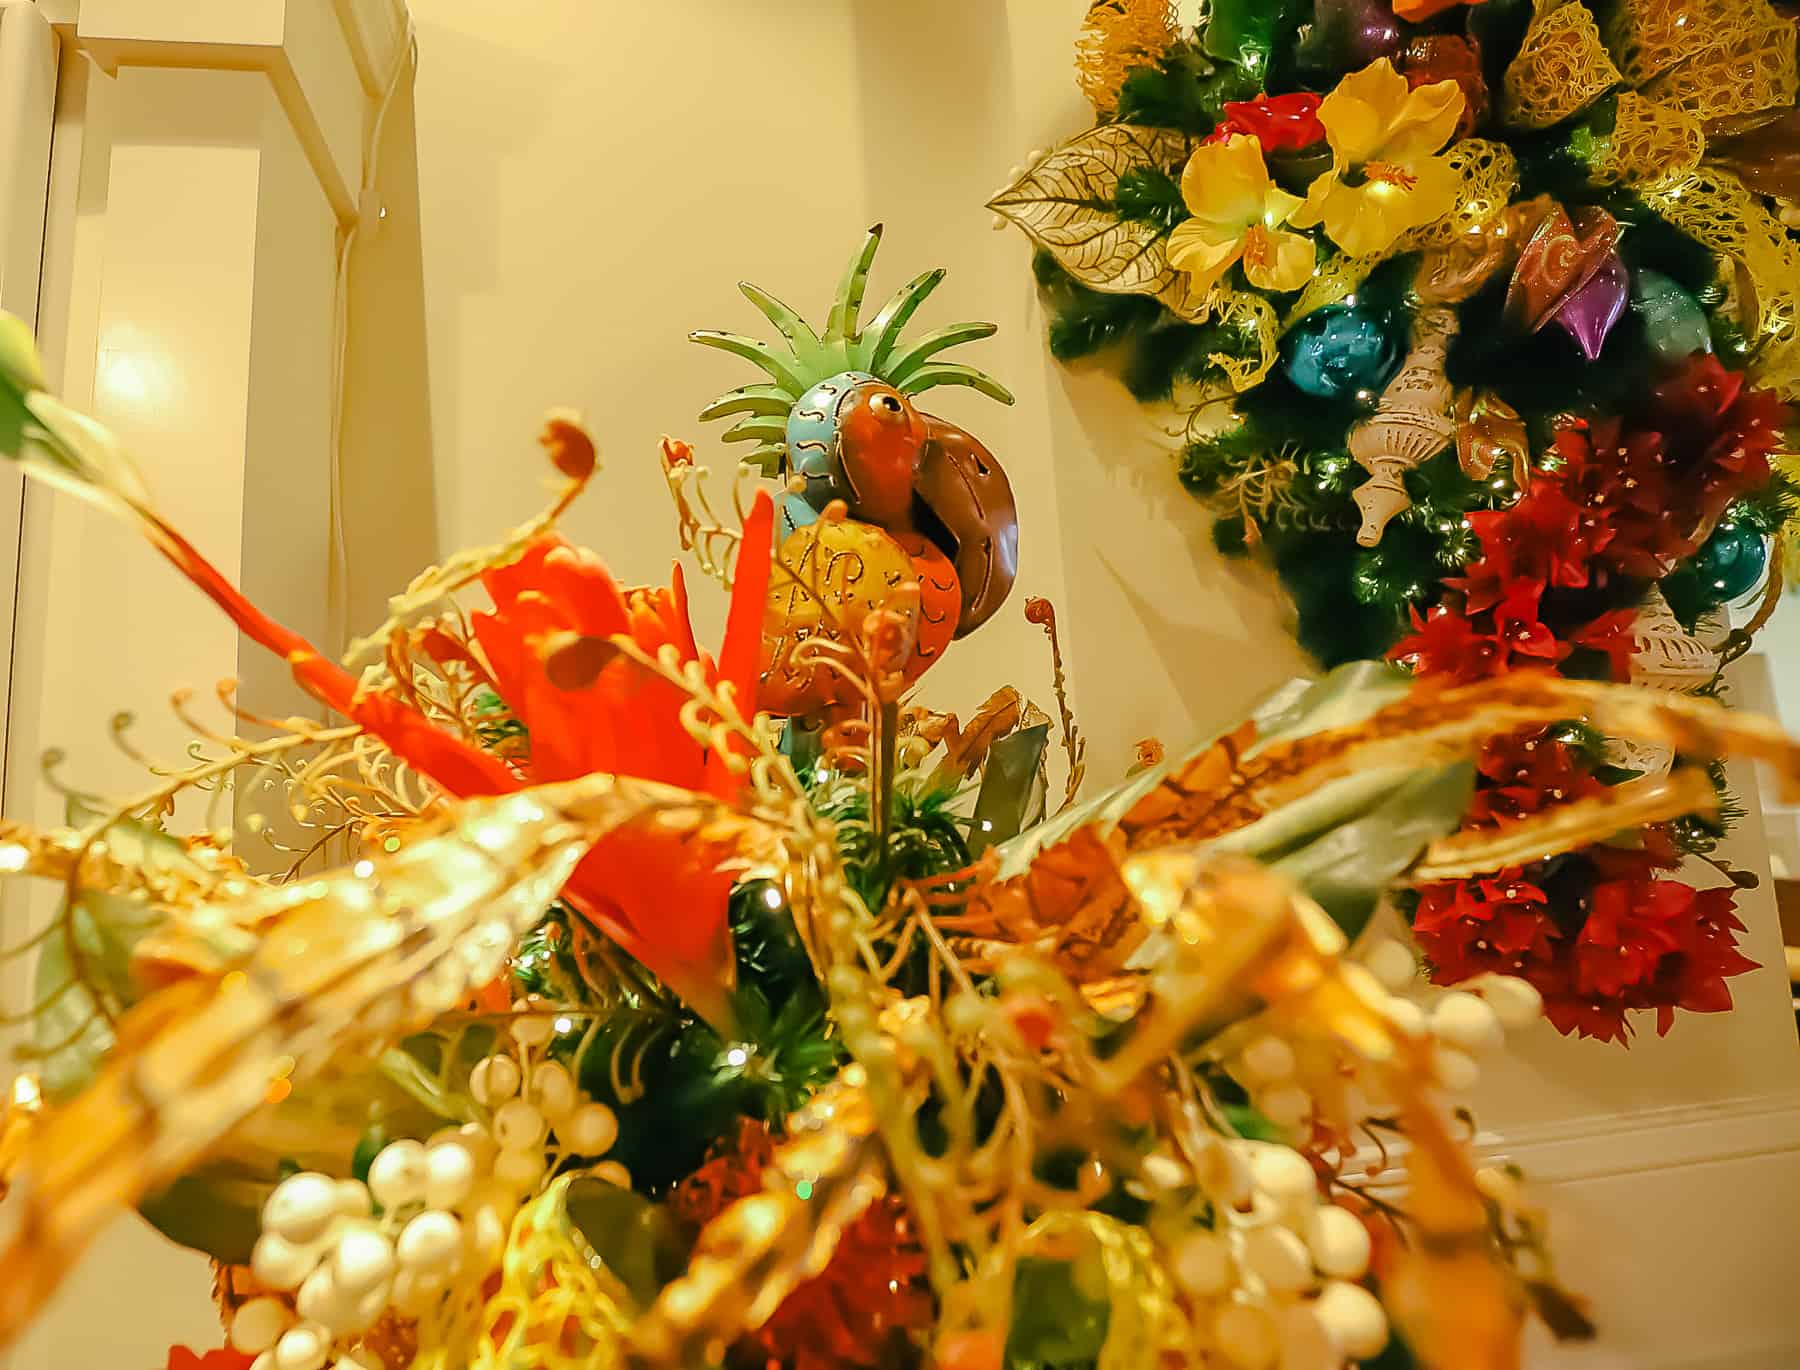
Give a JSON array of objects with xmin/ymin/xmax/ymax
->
[{"xmin": 4, "ymin": 2, "xmax": 416, "ymax": 1364}]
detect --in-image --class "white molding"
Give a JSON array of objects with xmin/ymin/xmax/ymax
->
[{"xmin": 1480, "ymin": 1090, "xmax": 1800, "ymax": 1184}]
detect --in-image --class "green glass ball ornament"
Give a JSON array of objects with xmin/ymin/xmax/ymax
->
[
  {"xmin": 1281, "ymin": 304, "xmax": 1402, "ymax": 403},
  {"xmin": 1690, "ymin": 517, "xmax": 1768, "ymax": 601},
  {"xmin": 1631, "ymin": 269, "xmax": 1712, "ymax": 364}
]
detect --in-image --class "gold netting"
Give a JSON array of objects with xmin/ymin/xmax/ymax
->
[
  {"xmin": 1015, "ymin": 1211, "xmax": 1193, "ymax": 1370},
  {"xmin": 1641, "ymin": 164, "xmax": 1800, "ymax": 398},
  {"xmin": 1501, "ymin": 0, "xmax": 1623, "ymax": 130},
  {"xmin": 1207, "ymin": 288, "xmax": 1281, "ymax": 392},
  {"xmin": 1283, "ymin": 139, "xmax": 1519, "ymax": 325},
  {"xmin": 1603, "ymin": 0, "xmax": 1787, "ymax": 89},
  {"xmin": 1075, "ymin": 0, "xmax": 1178, "ymax": 115},
  {"xmin": 1636, "ymin": 12, "xmax": 1798, "ymax": 128},
  {"xmin": 1586, "ymin": 91, "xmax": 1706, "ymax": 186}
]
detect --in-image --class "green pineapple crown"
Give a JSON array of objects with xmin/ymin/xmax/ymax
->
[{"xmin": 691, "ymin": 224, "xmax": 1014, "ymax": 474}]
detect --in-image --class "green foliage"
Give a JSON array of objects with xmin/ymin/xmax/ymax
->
[
  {"xmin": 1115, "ymin": 40, "xmax": 1261, "ymax": 136},
  {"xmin": 1006, "ymin": 1258, "xmax": 1110, "ymax": 1370},
  {"xmin": 564, "ymin": 1177, "xmax": 691, "ymax": 1306},
  {"xmin": 1113, "ymin": 166, "xmax": 1187, "ymax": 230}
]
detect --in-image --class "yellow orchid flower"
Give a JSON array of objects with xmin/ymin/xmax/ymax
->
[
  {"xmin": 1290, "ymin": 59, "xmax": 1466, "ymax": 258},
  {"xmin": 1168, "ymin": 135, "xmax": 1316, "ymax": 298}
]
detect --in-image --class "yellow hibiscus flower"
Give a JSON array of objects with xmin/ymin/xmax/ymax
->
[
  {"xmin": 1167, "ymin": 134, "xmax": 1316, "ymax": 298},
  {"xmin": 1290, "ymin": 59, "xmax": 1466, "ymax": 259}
]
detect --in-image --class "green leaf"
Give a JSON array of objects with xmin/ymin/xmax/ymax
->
[
  {"xmin": 1007, "ymin": 1257, "xmax": 1110, "ymax": 1368},
  {"xmin": 564, "ymin": 1177, "xmax": 691, "ymax": 1308},
  {"xmin": 140, "ymin": 1167, "xmax": 270, "ymax": 1266},
  {"xmin": 970, "ymin": 724, "xmax": 1050, "ymax": 856},
  {"xmin": 31, "ymin": 888, "xmax": 162, "ymax": 1101}
]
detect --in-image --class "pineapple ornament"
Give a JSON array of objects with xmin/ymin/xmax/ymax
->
[{"xmin": 692, "ymin": 226, "xmax": 1020, "ymax": 715}]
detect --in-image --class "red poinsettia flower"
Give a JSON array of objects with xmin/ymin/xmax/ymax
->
[
  {"xmin": 165, "ymin": 1349, "xmax": 254, "ymax": 1370},
  {"xmin": 1492, "ymin": 581, "xmax": 1565, "ymax": 664},
  {"xmin": 1456, "ymin": 482, "xmax": 1600, "ymax": 607},
  {"xmin": 1570, "ymin": 608, "xmax": 1638, "ymax": 682},
  {"xmin": 1205, "ymin": 92, "xmax": 1326, "ymax": 150},
  {"xmin": 1390, "ymin": 605, "xmax": 1503, "ymax": 682},
  {"xmin": 1469, "ymin": 731, "xmax": 1605, "ymax": 825}
]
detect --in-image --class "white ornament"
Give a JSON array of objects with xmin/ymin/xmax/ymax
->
[
  {"xmin": 1606, "ymin": 587, "xmax": 1718, "ymax": 777},
  {"xmin": 1348, "ymin": 307, "xmax": 1461, "ymax": 547}
]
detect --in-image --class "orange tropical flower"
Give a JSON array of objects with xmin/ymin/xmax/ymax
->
[{"xmin": 139, "ymin": 487, "xmax": 775, "ymax": 1031}]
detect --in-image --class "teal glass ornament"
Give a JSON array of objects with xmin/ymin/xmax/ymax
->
[
  {"xmin": 1281, "ymin": 304, "xmax": 1402, "ymax": 403},
  {"xmin": 1630, "ymin": 269, "xmax": 1712, "ymax": 364},
  {"xmin": 1690, "ymin": 517, "xmax": 1768, "ymax": 601}
]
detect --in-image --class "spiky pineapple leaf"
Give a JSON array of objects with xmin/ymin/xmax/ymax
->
[
  {"xmin": 899, "ymin": 361, "xmax": 1015, "ymax": 405},
  {"xmin": 697, "ymin": 382, "xmax": 796, "ymax": 423},
  {"xmin": 825, "ymin": 224, "xmax": 884, "ymax": 343},
  {"xmin": 855, "ymin": 268, "xmax": 948, "ymax": 374},
  {"xmin": 886, "ymin": 321, "xmax": 1001, "ymax": 385},
  {"xmin": 688, "ymin": 330, "xmax": 810, "ymax": 395}
]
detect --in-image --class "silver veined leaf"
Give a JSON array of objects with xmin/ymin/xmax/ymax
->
[{"xmin": 988, "ymin": 125, "xmax": 1192, "ymax": 301}]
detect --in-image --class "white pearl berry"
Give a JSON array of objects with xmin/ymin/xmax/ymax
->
[
  {"xmin": 252, "ymin": 1232, "xmax": 319, "ymax": 1291},
  {"xmin": 367, "ymin": 1139, "xmax": 429, "ymax": 1210},
  {"xmin": 1305, "ymin": 1205, "xmax": 1371, "ymax": 1281},
  {"xmin": 425, "ymin": 1139, "xmax": 477, "ymax": 1210},
  {"xmin": 396, "ymin": 1210, "xmax": 464, "ymax": 1276},
  {"xmin": 494, "ymin": 1145, "xmax": 547, "ymax": 1190},
  {"xmin": 494, "ymin": 1098, "xmax": 547, "ymax": 1151},
  {"xmin": 1243, "ymin": 1142, "xmax": 1315, "ymax": 1207},
  {"xmin": 1363, "ymin": 939, "xmax": 1417, "ymax": 990},
  {"xmin": 471, "ymin": 1054, "xmax": 522, "ymax": 1106},
  {"xmin": 560, "ymin": 1102, "xmax": 618, "ymax": 1156},
  {"xmin": 1275, "ymin": 1301, "xmax": 1337, "ymax": 1370},
  {"xmin": 1315, "ymin": 1279, "xmax": 1389, "ymax": 1359},
  {"xmin": 1237, "ymin": 1035, "xmax": 1296, "ymax": 1084},
  {"xmin": 229, "ymin": 1296, "xmax": 292, "ymax": 1354},
  {"xmin": 272, "ymin": 1323, "xmax": 329, "ymax": 1370},
  {"xmin": 1240, "ymin": 1224, "xmax": 1313, "ymax": 1294},
  {"xmin": 1214, "ymin": 1300, "xmax": 1279, "ymax": 1369},
  {"xmin": 1434, "ymin": 1045, "xmax": 1481, "ymax": 1093},
  {"xmin": 528, "ymin": 1061, "xmax": 577, "ymax": 1119},
  {"xmin": 330, "ymin": 1225, "xmax": 396, "ymax": 1294},
  {"xmin": 1173, "ymin": 1229, "xmax": 1233, "ymax": 1297},
  {"xmin": 1257, "ymin": 1084, "xmax": 1313, "ymax": 1131},
  {"xmin": 263, "ymin": 1173, "xmax": 338, "ymax": 1245},
  {"xmin": 1431, "ymin": 991, "xmax": 1504, "ymax": 1054},
  {"xmin": 1475, "ymin": 973, "xmax": 1544, "ymax": 1029},
  {"xmin": 510, "ymin": 1013, "xmax": 555, "ymax": 1048}
]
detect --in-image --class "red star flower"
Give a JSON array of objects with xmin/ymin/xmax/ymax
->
[{"xmin": 1390, "ymin": 606, "xmax": 1504, "ymax": 682}]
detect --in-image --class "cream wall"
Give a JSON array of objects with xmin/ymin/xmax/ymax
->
[{"xmin": 408, "ymin": 5, "xmax": 1800, "ymax": 1367}]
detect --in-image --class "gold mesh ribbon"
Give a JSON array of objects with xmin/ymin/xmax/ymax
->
[
  {"xmin": 1586, "ymin": 91, "xmax": 1706, "ymax": 186},
  {"xmin": 1641, "ymin": 164, "xmax": 1800, "ymax": 397},
  {"xmin": 1502, "ymin": 0, "xmax": 1623, "ymax": 130},
  {"xmin": 1201, "ymin": 288, "xmax": 1280, "ymax": 392},
  {"xmin": 1016, "ymin": 1211, "xmax": 1192, "ymax": 1369},
  {"xmin": 1639, "ymin": 15, "xmax": 1799, "ymax": 127},
  {"xmin": 1285, "ymin": 140, "xmax": 1519, "ymax": 324},
  {"xmin": 1075, "ymin": 0, "xmax": 1178, "ymax": 114},
  {"xmin": 1603, "ymin": 0, "xmax": 1795, "ymax": 99},
  {"xmin": 452, "ymin": 1180, "xmax": 633, "ymax": 1370}
]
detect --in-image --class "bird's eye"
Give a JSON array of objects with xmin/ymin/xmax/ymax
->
[{"xmin": 871, "ymin": 392, "xmax": 905, "ymax": 418}]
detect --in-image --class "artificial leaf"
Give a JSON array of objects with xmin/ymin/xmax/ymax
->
[
  {"xmin": 140, "ymin": 1167, "xmax": 269, "ymax": 1266},
  {"xmin": 31, "ymin": 888, "xmax": 162, "ymax": 1101},
  {"xmin": 988, "ymin": 125, "xmax": 1195, "ymax": 307},
  {"xmin": 970, "ymin": 724, "xmax": 1051, "ymax": 856},
  {"xmin": 565, "ymin": 1176, "xmax": 690, "ymax": 1307},
  {"xmin": 929, "ymin": 687, "xmax": 1024, "ymax": 787}
]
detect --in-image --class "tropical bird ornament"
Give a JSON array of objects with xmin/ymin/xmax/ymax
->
[{"xmin": 693, "ymin": 227, "xmax": 1020, "ymax": 715}]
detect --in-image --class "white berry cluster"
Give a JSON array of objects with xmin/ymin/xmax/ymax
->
[
  {"xmin": 1165, "ymin": 1140, "xmax": 1387, "ymax": 1370},
  {"xmin": 231, "ymin": 1015, "xmax": 624, "ymax": 1370},
  {"xmin": 1222, "ymin": 940, "xmax": 1543, "ymax": 1139}
]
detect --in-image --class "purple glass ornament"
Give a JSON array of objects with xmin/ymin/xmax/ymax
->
[
  {"xmin": 1554, "ymin": 252, "xmax": 1629, "ymax": 362},
  {"xmin": 1335, "ymin": 0, "xmax": 1404, "ymax": 62}
]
